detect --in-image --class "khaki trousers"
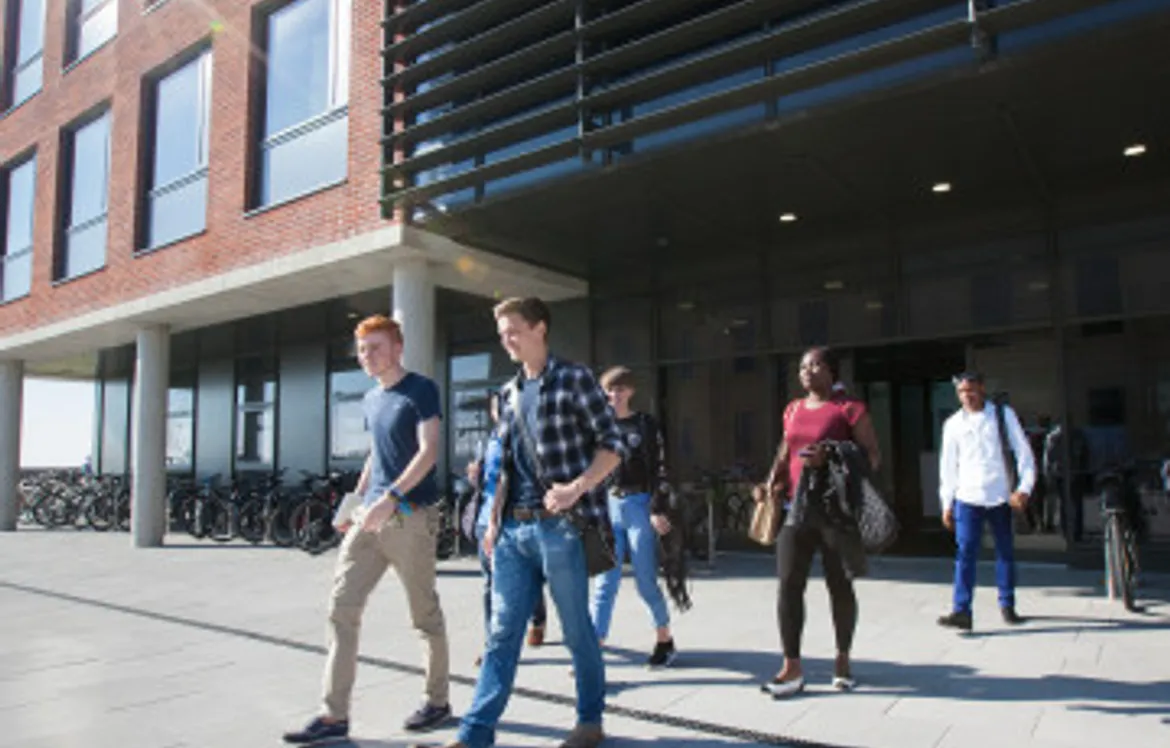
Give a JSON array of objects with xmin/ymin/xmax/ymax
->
[{"xmin": 321, "ymin": 505, "xmax": 449, "ymax": 720}]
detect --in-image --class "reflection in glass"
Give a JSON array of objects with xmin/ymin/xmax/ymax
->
[
  {"xmin": 64, "ymin": 218, "xmax": 107, "ymax": 278},
  {"xmin": 166, "ymin": 386, "xmax": 195, "ymax": 470},
  {"xmin": 261, "ymin": 111, "xmax": 348, "ymax": 205},
  {"xmin": 76, "ymin": 0, "xmax": 116, "ymax": 60},
  {"xmin": 148, "ymin": 174, "xmax": 208, "ymax": 249},
  {"xmin": 1, "ymin": 252, "xmax": 32, "ymax": 301},
  {"xmin": 266, "ymin": 0, "xmax": 331, "ymax": 135},
  {"xmin": 330, "ymin": 367, "xmax": 369, "ymax": 462},
  {"xmin": 259, "ymin": 0, "xmax": 350, "ymax": 207},
  {"xmin": 70, "ymin": 113, "xmax": 110, "ymax": 226}
]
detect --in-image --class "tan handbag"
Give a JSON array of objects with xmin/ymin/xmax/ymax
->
[{"xmin": 748, "ymin": 484, "xmax": 782, "ymax": 545}]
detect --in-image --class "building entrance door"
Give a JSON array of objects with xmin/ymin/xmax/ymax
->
[{"xmin": 854, "ymin": 342, "xmax": 966, "ymax": 547}]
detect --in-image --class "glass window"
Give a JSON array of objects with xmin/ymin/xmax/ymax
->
[
  {"xmin": 6, "ymin": 0, "xmax": 45, "ymax": 107},
  {"xmin": 60, "ymin": 111, "xmax": 110, "ymax": 280},
  {"xmin": 71, "ymin": 0, "xmax": 117, "ymax": 63},
  {"xmin": 235, "ymin": 356, "xmax": 277, "ymax": 470},
  {"xmin": 259, "ymin": 0, "xmax": 351, "ymax": 206},
  {"xmin": 166, "ymin": 375, "xmax": 195, "ymax": 472},
  {"xmin": 2, "ymin": 155, "xmax": 36, "ymax": 302},
  {"xmin": 145, "ymin": 50, "xmax": 212, "ymax": 249},
  {"xmin": 330, "ymin": 365, "xmax": 369, "ymax": 463}
]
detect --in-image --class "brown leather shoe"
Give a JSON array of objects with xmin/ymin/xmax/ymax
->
[
  {"xmin": 559, "ymin": 723, "xmax": 604, "ymax": 748},
  {"xmin": 527, "ymin": 624, "xmax": 545, "ymax": 647}
]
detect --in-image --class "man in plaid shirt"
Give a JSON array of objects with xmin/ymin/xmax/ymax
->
[{"xmin": 444, "ymin": 297, "xmax": 625, "ymax": 748}]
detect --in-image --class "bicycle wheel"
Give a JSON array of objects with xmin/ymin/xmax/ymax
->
[
  {"xmin": 209, "ymin": 499, "xmax": 236, "ymax": 543},
  {"xmin": 237, "ymin": 499, "xmax": 267, "ymax": 545},
  {"xmin": 114, "ymin": 488, "xmax": 132, "ymax": 532},
  {"xmin": 84, "ymin": 492, "xmax": 115, "ymax": 532},
  {"xmin": 1105, "ymin": 514, "xmax": 1126, "ymax": 602},
  {"xmin": 267, "ymin": 495, "xmax": 299, "ymax": 548},
  {"xmin": 292, "ymin": 498, "xmax": 335, "ymax": 554}
]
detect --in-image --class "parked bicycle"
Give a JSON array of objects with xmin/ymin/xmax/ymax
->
[{"xmin": 1097, "ymin": 461, "xmax": 1154, "ymax": 612}]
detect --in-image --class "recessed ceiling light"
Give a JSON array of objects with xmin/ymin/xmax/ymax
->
[
  {"xmin": 656, "ymin": 237, "xmax": 670, "ymax": 247},
  {"xmin": 932, "ymin": 182, "xmax": 952, "ymax": 193},
  {"xmin": 677, "ymin": 301, "xmax": 695, "ymax": 311},
  {"xmin": 824, "ymin": 280, "xmax": 845, "ymax": 291},
  {"xmin": 1124, "ymin": 144, "xmax": 1147, "ymax": 157},
  {"xmin": 347, "ymin": 312, "xmax": 359, "ymax": 319},
  {"xmin": 779, "ymin": 213, "xmax": 798, "ymax": 223},
  {"xmin": 865, "ymin": 300, "xmax": 884, "ymax": 311},
  {"xmin": 729, "ymin": 318, "xmax": 749, "ymax": 327},
  {"xmin": 1028, "ymin": 280, "xmax": 1049, "ymax": 292}
]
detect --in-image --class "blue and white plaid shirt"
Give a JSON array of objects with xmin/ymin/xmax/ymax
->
[{"xmin": 494, "ymin": 355, "xmax": 627, "ymax": 525}]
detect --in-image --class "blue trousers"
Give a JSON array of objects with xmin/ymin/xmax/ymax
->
[
  {"xmin": 477, "ymin": 524, "xmax": 546, "ymax": 644},
  {"xmin": 953, "ymin": 501, "xmax": 1016, "ymax": 614},
  {"xmin": 458, "ymin": 518, "xmax": 604, "ymax": 748},
  {"xmin": 592, "ymin": 492, "xmax": 670, "ymax": 641}
]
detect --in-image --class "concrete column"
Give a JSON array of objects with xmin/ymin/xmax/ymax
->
[
  {"xmin": 0, "ymin": 360, "xmax": 23, "ymax": 532},
  {"xmin": 131, "ymin": 325, "xmax": 170, "ymax": 547},
  {"xmin": 393, "ymin": 258, "xmax": 436, "ymax": 378}
]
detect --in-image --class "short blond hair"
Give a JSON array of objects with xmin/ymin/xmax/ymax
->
[{"xmin": 599, "ymin": 366, "xmax": 636, "ymax": 390}]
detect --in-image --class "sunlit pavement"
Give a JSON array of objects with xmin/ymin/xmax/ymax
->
[{"xmin": 2, "ymin": 531, "xmax": 1168, "ymax": 748}]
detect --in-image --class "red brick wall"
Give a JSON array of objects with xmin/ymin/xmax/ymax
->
[{"xmin": 0, "ymin": 0, "xmax": 391, "ymax": 336}]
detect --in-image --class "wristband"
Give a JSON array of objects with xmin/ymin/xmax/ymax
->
[{"xmin": 389, "ymin": 486, "xmax": 412, "ymax": 514}]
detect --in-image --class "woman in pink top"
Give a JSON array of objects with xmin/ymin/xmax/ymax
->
[{"xmin": 757, "ymin": 347, "xmax": 880, "ymax": 698}]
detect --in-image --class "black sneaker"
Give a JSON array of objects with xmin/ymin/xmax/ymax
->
[
  {"xmin": 1001, "ymin": 607, "xmax": 1025, "ymax": 625},
  {"xmin": 937, "ymin": 611, "xmax": 973, "ymax": 631},
  {"xmin": 647, "ymin": 639, "xmax": 677, "ymax": 669},
  {"xmin": 282, "ymin": 716, "xmax": 349, "ymax": 745},
  {"xmin": 404, "ymin": 702, "xmax": 452, "ymax": 732}
]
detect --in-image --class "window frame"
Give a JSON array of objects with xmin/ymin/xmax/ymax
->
[
  {"xmin": 4, "ymin": 0, "xmax": 46, "ymax": 109},
  {"xmin": 252, "ymin": 0, "xmax": 352, "ymax": 208},
  {"xmin": 139, "ymin": 46, "xmax": 213, "ymax": 252},
  {"xmin": 0, "ymin": 152, "xmax": 37, "ymax": 303},
  {"xmin": 55, "ymin": 107, "xmax": 112, "ymax": 282}
]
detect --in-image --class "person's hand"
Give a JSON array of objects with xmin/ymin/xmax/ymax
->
[
  {"xmin": 1009, "ymin": 492, "xmax": 1029, "ymax": 513},
  {"xmin": 482, "ymin": 522, "xmax": 499, "ymax": 558},
  {"xmin": 544, "ymin": 482, "xmax": 583, "ymax": 514},
  {"xmin": 466, "ymin": 461, "xmax": 481, "ymax": 487},
  {"xmin": 360, "ymin": 496, "xmax": 398, "ymax": 533},
  {"xmin": 650, "ymin": 514, "xmax": 672, "ymax": 536},
  {"xmin": 802, "ymin": 443, "xmax": 829, "ymax": 468},
  {"xmin": 942, "ymin": 507, "xmax": 955, "ymax": 532}
]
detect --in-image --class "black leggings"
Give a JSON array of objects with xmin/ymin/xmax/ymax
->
[{"xmin": 776, "ymin": 522, "xmax": 857, "ymax": 659}]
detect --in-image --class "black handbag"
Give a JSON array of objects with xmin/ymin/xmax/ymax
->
[{"xmin": 507, "ymin": 384, "xmax": 616, "ymax": 577}]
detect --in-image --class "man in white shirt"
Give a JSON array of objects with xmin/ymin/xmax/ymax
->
[{"xmin": 937, "ymin": 372, "xmax": 1035, "ymax": 631}]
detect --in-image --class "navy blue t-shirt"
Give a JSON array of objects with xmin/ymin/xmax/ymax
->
[
  {"xmin": 507, "ymin": 377, "xmax": 544, "ymax": 509},
  {"xmin": 363, "ymin": 372, "xmax": 442, "ymax": 506}
]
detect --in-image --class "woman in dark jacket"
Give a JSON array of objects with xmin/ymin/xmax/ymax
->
[{"xmin": 756, "ymin": 347, "xmax": 881, "ymax": 698}]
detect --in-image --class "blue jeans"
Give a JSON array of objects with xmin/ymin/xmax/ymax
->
[
  {"xmin": 953, "ymin": 501, "xmax": 1016, "ymax": 614},
  {"xmin": 476, "ymin": 524, "xmax": 546, "ymax": 644},
  {"xmin": 459, "ymin": 518, "xmax": 604, "ymax": 748},
  {"xmin": 592, "ymin": 492, "xmax": 670, "ymax": 641}
]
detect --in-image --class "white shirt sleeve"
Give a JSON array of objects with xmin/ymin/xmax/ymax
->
[
  {"xmin": 939, "ymin": 417, "xmax": 958, "ymax": 514},
  {"xmin": 1005, "ymin": 406, "xmax": 1037, "ymax": 495}
]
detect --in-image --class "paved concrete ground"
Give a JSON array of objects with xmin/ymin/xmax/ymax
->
[{"xmin": 1, "ymin": 531, "xmax": 1168, "ymax": 748}]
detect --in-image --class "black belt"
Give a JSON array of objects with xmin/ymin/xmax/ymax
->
[
  {"xmin": 509, "ymin": 506, "xmax": 554, "ymax": 522},
  {"xmin": 611, "ymin": 486, "xmax": 649, "ymax": 498}
]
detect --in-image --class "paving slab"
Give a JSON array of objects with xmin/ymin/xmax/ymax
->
[{"xmin": 1, "ymin": 531, "xmax": 1169, "ymax": 748}]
